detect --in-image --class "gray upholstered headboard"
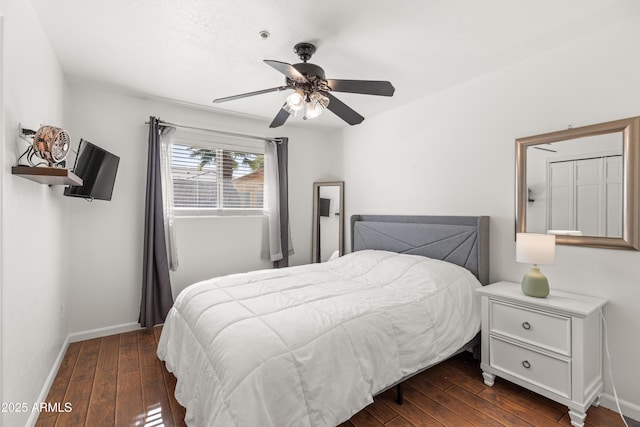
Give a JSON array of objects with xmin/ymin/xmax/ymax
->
[{"xmin": 350, "ymin": 215, "xmax": 490, "ymax": 285}]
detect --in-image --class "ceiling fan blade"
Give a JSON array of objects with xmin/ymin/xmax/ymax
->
[
  {"xmin": 326, "ymin": 79, "xmax": 395, "ymax": 96},
  {"xmin": 264, "ymin": 60, "xmax": 308, "ymax": 83},
  {"xmin": 213, "ymin": 86, "xmax": 289, "ymax": 103},
  {"xmin": 323, "ymin": 92, "xmax": 364, "ymax": 125},
  {"xmin": 269, "ymin": 105, "xmax": 291, "ymax": 128}
]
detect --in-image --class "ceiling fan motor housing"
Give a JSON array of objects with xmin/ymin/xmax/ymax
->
[
  {"xmin": 293, "ymin": 42, "xmax": 316, "ymax": 62},
  {"xmin": 292, "ymin": 62, "xmax": 326, "ymax": 80}
]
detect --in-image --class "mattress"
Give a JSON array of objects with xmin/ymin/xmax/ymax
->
[{"xmin": 157, "ymin": 249, "xmax": 482, "ymax": 426}]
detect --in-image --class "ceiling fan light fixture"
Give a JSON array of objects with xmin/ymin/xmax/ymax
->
[
  {"xmin": 284, "ymin": 90, "xmax": 305, "ymax": 114},
  {"xmin": 303, "ymin": 91, "xmax": 329, "ymax": 120},
  {"xmin": 304, "ymin": 100, "xmax": 322, "ymax": 120},
  {"xmin": 310, "ymin": 91, "xmax": 329, "ymax": 108}
]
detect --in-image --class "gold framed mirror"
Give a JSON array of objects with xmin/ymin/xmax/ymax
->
[
  {"xmin": 312, "ymin": 181, "xmax": 344, "ymax": 262},
  {"xmin": 516, "ymin": 116, "xmax": 640, "ymax": 250}
]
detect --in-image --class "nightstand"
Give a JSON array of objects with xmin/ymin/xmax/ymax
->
[{"xmin": 477, "ymin": 281, "xmax": 607, "ymax": 427}]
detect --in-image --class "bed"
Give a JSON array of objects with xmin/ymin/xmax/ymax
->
[{"xmin": 157, "ymin": 214, "xmax": 489, "ymax": 426}]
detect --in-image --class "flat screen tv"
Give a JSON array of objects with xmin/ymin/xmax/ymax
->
[
  {"xmin": 64, "ymin": 139, "xmax": 120, "ymax": 201},
  {"xmin": 319, "ymin": 198, "xmax": 330, "ymax": 217}
]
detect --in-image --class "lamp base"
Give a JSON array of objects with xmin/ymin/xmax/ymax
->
[{"xmin": 521, "ymin": 266, "xmax": 549, "ymax": 298}]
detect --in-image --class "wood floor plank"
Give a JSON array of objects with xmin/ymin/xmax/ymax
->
[
  {"xmin": 85, "ymin": 334, "xmax": 120, "ymax": 426},
  {"xmin": 55, "ymin": 338, "xmax": 101, "ymax": 427},
  {"xmin": 556, "ymin": 406, "xmax": 628, "ymax": 427},
  {"xmin": 350, "ymin": 408, "xmax": 386, "ymax": 426},
  {"xmin": 492, "ymin": 372, "xmax": 567, "ymax": 415},
  {"xmin": 443, "ymin": 351, "xmax": 481, "ymax": 374},
  {"xmin": 138, "ymin": 328, "xmax": 175, "ymax": 427},
  {"xmin": 487, "ymin": 377, "xmax": 566, "ymax": 422},
  {"xmin": 585, "ymin": 406, "xmax": 628, "ymax": 427},
  {"xmin": 429, "ymin": 357, "xmax": 487, "ymax": 395},
  {"xmin": 36, "ymin": 342, "xmax": 81, "ymax": 423},
  {"xmin": 161, "ymin": 362, "xmax": 187, "ymax": 427},
  {"xmin": 378, "ymin": 389, "xmax": 445, "ymax": 426},
  {"xmin": 115, "ymin": 331, "xmax": 144, "ymax": 426},
  {"xmin": 445, "ymin": 384, "xmax": 534, "ymax": 426},
  {"xmin": 408, "ymin": 364, "xmax": 456, "ymax": 392},
  {"xmin": 34, "ymin": 415, "xmax": 57, "ymax": 427},
  {"xmin": 365, "ymin": 397, "xmax": 401, "ymax": 424},
  {"xmin": 153, "ymin": 324, "xmax": 162, "ymax": 342},
  {"xmin": 557, "ymin": 411, "xmax": 605, "ymax": 427},
  {"xmin": 38, "ymin": 327, "xmax": 636, "ymax": 427},
  {"xmin": 400, "ymin": 382, "xmax": 478, "ymax": 427},
  {"xmin": 154, "ymin": 325, "xmax": 187, "ymax": 427},
  {"xmin": 492, "ymin": 379, "xmax": 605, "ymax": 426},
  {"xmin": 384, "ymin": 415, "xmax": 416, "ymax": 427},
  {"xmin": 478, "ymin": 382, "xmax": 564, "ymax": 426}
]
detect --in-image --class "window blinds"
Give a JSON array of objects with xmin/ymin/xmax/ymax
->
[{"xmin": 172, "ymin": 142, "xmax": 264, "ymax": 211}]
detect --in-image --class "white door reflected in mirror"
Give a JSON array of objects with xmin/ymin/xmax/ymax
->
[
  {"xmin": 525, "ymin": 132, "xmax": 623, "ymax": 238},
  {"xmin": 312, "ymin": 181, "xmax": 344, "ymax": 263}
]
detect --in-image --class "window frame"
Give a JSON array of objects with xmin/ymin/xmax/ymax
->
[{"xmin": 171, "ymin": 131, "xmax": 265, "ymax": 218}]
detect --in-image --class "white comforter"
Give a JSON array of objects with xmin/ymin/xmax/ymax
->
[{"xmin": 157, "ymin": 250, "xmax": 482, "ymax": 427}]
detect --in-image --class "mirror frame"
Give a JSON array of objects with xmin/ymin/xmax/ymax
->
[
  {"xmin": 516, "ymin": 116, "xmax": 640, "ymax": 250},
  {"xmin": 312, "ymin": 181, "xmax": 344, "ymax": 263}
]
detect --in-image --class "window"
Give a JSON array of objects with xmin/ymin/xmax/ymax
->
[{"xmin": 171, "ymin": 138, "xmax": 264, "ymax": 215}]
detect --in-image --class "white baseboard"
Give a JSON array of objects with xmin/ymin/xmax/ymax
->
[
  {"xmin": 27, "ymin": 322, "xmax": 142, "ymax": 426},
  {"xmin": 26, "ymin": 335, "xmax": 70, "ymax": 427},
  {"xmin": 600, "ymin": 392, "xmax": 640, "ymax": 423},
  {"xmin": 68, "ymin": 321, "xmax": 142, "ymax": 343}
]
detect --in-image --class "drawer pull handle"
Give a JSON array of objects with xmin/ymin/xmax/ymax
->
[
  {"xmin": 522, "ymin": 360, "xmax": 531, "ymax": 369},
  {"xmin": 522, "ymin": 321, "xmax": 531, "ymax": 330}
]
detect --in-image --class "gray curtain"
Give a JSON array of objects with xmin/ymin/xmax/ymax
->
[
  {"xmin": 274, "ymin": 137, "xmax": 290, "ymax": 268},
  {"xmin": 139, "ymin": 116, "xmax": 174, "ymax": 327}
]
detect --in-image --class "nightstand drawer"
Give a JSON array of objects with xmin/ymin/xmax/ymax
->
[
  {"xmin": 490, "ymin": 300, "xmax": 571, "ymax": 356},
  {"xmin": 490, "ymin": 336, "xmax": 571, "ymax": 398}
]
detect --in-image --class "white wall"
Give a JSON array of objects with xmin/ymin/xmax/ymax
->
[
  {"xmin": 64, "ymin": 79, "xmax": 343, "ymax": 332},
  {"xmin": 0, "ymin": 1, "xmax": 69, "ymax": 426},
  {"xmin": 341, "ymin": 17, "xmax": 640, "ymax": 418}
]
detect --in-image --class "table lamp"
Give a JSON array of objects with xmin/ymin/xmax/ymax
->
[{"xmin": 516, "ymin": 233, "xmax": 556, "ymax": 298}]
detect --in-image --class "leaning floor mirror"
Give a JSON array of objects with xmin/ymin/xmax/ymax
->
[
  {"xmin": 516, "ymin": 116, "xmax": 640, "ymax": 250},
  {"xmin": 312, "ymin": 181, "xmax": 344, "ymax": 262}
]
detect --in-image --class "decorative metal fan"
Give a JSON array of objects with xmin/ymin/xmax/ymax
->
[
  {"xmin": 213, "ymin": 42, "xmax": 395, "ymax": 128},
  {"xmin": 31, "ymin": 125, "xmax": 71, "ymax": 165}
]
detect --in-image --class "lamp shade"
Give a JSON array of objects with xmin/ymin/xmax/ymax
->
[
  {"xmin": 303, "ymin": 91, "xmax": 329, "ymax": 119},
  {"xmin": 516, "ymin": 233, "xmax": 555, "ymax": 265},
  {"xmin": 284, "ymin": 90, "xmax": 305, "ymax": 113}
]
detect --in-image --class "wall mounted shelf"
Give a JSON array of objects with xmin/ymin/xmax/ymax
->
[{"xmin": 11, "ymin": 166, "xmax": 82, "ymax": 186}]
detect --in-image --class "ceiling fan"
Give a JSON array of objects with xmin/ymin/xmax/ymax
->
[{"xmin": 213, "ymin": 42, "xmax": 395, "ymax": 128}]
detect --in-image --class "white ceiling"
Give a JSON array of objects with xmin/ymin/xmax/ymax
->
[{"xmin": 31, "ymin": 0, "xmax": 640, "ymax": 129}]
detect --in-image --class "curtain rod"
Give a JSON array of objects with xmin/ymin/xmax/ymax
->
[{"xmin": 145, "ymin": 119, "xmax": 281, "ymax": 143}]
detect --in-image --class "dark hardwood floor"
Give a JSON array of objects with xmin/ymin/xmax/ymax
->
[{"xmin": 36, "ymin": 327, "xmax": 627, "ymax": 427}]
